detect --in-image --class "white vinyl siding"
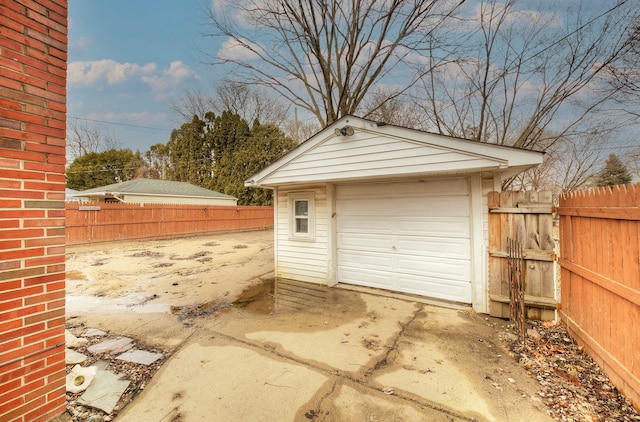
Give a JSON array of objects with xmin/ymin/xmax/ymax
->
[
  {"xmin": 260, "ymin": 133, "xmax": 505, "ymax": 185},
  {"xmin": 336, "ymin": 179, "xmax": 473, "ymax": 303},
  {"xmin": 275, "ymin": 185, "xmax": 328, "ymax": 284}
]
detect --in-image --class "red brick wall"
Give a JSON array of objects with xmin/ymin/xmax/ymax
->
[{"xmin": 0, "ymin": 1, "xmax": 68, "ymax": 421}]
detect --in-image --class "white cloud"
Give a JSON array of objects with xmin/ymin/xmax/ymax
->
[
  {"xmin": 141, "ymin": 61, "xmax": 199, "ymax": 91},
  {"xmin": 69, "ymin": 37, "xmax": 92, "ymax": 52},
  {"xmin": 68, "ymin": 59, "xmax": 198, "ymax": 94},
  {"xmin": 217, "ymin": 37, "xmax": 261, "ymax": 61},
  {"xmin": 466, "ymin": 2, "xmax": 562, "ymax": 29},
  {"xmin": 211, "ymin": 0, "xmax": 267, "ymax": 29},
  {"xmin": 68, "ymin": 59, "xmax": 156, "ymax": 85}
]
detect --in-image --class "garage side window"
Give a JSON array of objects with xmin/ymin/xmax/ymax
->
[
  {"xmin": 289, "ymin": 192, "xmax": 314, "ymax": 240},
  {"xmin": 294, "ymin": 200, "xmax": 308, "ymax": 233}
]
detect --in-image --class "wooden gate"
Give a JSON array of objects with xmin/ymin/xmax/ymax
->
[{"xmin": 488, "ymin": 191, "xmax": 556, "ymax": 320}]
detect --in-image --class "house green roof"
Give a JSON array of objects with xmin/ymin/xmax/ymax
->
[{"xmin": 74, "ymin": 178, "xmax": 236, "ymax": 199}]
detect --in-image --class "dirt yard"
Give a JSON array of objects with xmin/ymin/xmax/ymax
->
[{"xmin": 65, "ymin": 229, "xmax": 274, "ymax": 349}]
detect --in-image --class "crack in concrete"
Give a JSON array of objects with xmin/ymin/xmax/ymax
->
[
  {"xmin": 203, "ymin": 318, "xmax": 476, "ymax": 422},
  {"xmin": 364, "ymin": 304, "xmax": 424, "ymax": 378},
  {"xmin": 309, "ymin": 378, "xmax": 340, "ymax": 420}
]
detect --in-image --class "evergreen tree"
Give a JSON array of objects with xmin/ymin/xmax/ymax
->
[
  {"xmin": 228, "ymin": 120, "xmax": 297, "ymax": 205},
  {"xmin": 165, "ymin": 114, "xmax": 214, "ymax": 186},
  {"xmin": 595, "ymin": 154, "xmax": 633, "ymax": 187},
  {"xmin": 66, "ymin": 149, "xmax": 145, "ymax": 190},
  {"xmin": 209, "ymin": 111, "xmax": 251, "ymax": 193},
  {"xmin": 144, "ymin": 143, "xmax": 170, "ymax": 179},
  {"xmin": 157, "ymin": 110, "xmax": 296, "ymax": 205}
]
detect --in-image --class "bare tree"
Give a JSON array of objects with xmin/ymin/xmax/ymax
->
[
  {"xmin": 418, "ymin": 1, "xmax": 637, "ymax": 147},
  {"xmin": 359, "ymin": 86, "xmax": 424, "ymax": 128},
  {"xmin": 622, "ymin": 145, "xmax": 640, "ymax": 181},
  {"xmin": 409, "ymin": 0, "xmax": 639, "ymax": 189},
  {"xmin": 172, "ymin": 81, "xmax": 294, "ymax": 136},
  {"xmin": 281, "ymin": 114, "xmax": 320, "ymax": 143},
  {"xmin": 67, "ymin": 118, "xmax": 119, "ymax": 161},
  {"xmin": 214, "ymin": 81, "xmax": 290, "ymax": 127},
  {"xmin": 608, "ymin": 21, "xmax": 640, "ymax": 95},
  {"xmin": 204, "ymin": 0, "xmax": 465, "ymax": 127},
  {"xmin": 171, "ymin": 87, "xmax": 217, "ymax": 123},
  {"xmin": 512, "ymin": 134, "xmax": 602, "ymax": 193}
]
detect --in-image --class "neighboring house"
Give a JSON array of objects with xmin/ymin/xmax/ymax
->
[
  {"xmin": 66, "ymin": 188, "xmax": 87, "ymax": 202},
  {"xmin": 245, "ymin": 115, "xmax": 543, "ymax": 313},
  {"xmin": 73, "ymin": 178, "xmax": 238, "ymax": 206}
]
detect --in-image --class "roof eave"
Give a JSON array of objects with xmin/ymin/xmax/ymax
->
[
  {"xmin": 244, "ymin": 115, "xmax": 545, "ymax": 188},
  {"xmin": 248, "ymin": 164, "xmax": 510, "ymax": 188}
]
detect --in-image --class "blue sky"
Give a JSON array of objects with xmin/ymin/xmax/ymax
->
[
  {"xmin": 67, "ymin": 0, "xmax": 639, "ymax": 167},
  {"xmin": 68, "ymin": 0, "xmax": 219, "ymax": 155}
]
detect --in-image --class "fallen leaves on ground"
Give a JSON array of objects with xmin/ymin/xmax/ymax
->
[{"xmin": 507, "ymin": 320, "xmax": 640, "ymax": 421}]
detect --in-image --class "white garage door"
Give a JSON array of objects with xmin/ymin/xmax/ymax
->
[{"xmin": 336, "ymin": 179, "xmax": 472, "ymax": 303}]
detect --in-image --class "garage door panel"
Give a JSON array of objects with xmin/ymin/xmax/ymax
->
[
  {"xmin": 338, "ymin": 267, "xmax": 397, "ymax": 290},
  {"xmin": 396, "ymin": 255, "xmax": 470, "ymax": 281},
  {"xmin": 338, "ymin": 250, "xmax": 395, "ymax": 271},
  {"xmin": 337, "ymin": 234, "xmax": 395, "ymax": 252},
  {"xmin": 339, "ymin": 250, "xmax": 469, "ymax": 281},
  {"xmin": 337, "ymin": 217, "xmax": 394, "ymax": 235},
  {"xmin": 336, "ymin": 179, "xmax": 469, "ymax": 199},
  {"xmin": 395, "ymin": 237, "xmax": 470, "ymax": 259},
  {"xmin": 337, "ymin": 196, "xmax": 469, "ymax": 217},
  {"xmin": 396, "ymin": 275, "xmax": 472, "ymax": 303},
  {"xmin": 338, "ymin": 233, "xmax": 469, "ymax": 259},
  {"xmin": 338, "ymin": 268, "xmax": 472, "ymax": 303},
  {"xmin": 336, "ymin": 179, "xmax": 472, "ymax": 304},
  {"xmin": 338, "ymin": 216, "xmax": 470, "ymax": 238},
  {"xmin": 395, "ymin": 218, "xmax": 469, "ymax": 237}
]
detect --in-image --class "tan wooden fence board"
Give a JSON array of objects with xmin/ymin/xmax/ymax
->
[
  {"xmin": 558, "ymin": 183, "xmax": 640, "ymax": 412},
  {"xmin": 66, "ymin": 202, "xmax": 274, "ymax": 245}
]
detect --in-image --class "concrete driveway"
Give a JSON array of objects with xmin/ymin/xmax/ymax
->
[{"xmin": 116, "ymin": 282, "xmax": 552, "ymax": 421}]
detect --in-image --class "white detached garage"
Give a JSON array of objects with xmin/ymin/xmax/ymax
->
[{"xmin": 245, "ymin": 116, "xmax": 543, "ymax": 313}]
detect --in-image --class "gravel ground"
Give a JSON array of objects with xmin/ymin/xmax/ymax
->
[
  {"xmin": 64, "ymin": 321, "xmax": 167, "ymax": 422},
  {"xmin": 505, "ymin": 320, "xmax": 640, "ymax": 422}
]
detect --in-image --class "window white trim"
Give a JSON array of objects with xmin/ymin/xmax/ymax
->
[{"xmin": 288, "ymin": 192, "xmax": 315, "ymax": 241}]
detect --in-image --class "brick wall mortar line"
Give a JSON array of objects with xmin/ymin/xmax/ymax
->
[{"xmin": 0, "ymin": 342, "xmax": 65, "ymax": 371}]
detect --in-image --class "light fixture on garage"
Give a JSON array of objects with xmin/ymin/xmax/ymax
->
[{"xmin": 334, "ymin": 126, "xmax": 354, "ymax": 136}]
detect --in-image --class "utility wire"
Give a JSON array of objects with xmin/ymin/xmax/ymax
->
[{"xmin": 68, "ymin": 116, "xmax": 172, "ymax": 132}]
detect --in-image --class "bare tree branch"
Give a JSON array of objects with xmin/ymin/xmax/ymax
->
[
  {"xmin": 202, "ymin": 0, "xmax": 465, "ymax": 127},
  {"xmin": 67, "ymin": 119, "xmax": 119, "ymax": 162},
  {"xmin": 411, "ymin": 0, "xmax": 638, "ymax": 190}
]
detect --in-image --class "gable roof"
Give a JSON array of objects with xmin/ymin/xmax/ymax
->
[
  {"xmin": 74, "ymin": 178, "xmax": 236, "ymax": 200},
  {"xmin": 246, "ymin": 115, "xmax": 544, "ymax": 187}
]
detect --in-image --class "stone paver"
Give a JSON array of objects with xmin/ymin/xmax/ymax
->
[
  {"xmin": 84, "ymin": 328, "xmax": 107, "ymax": 337},
  {"xmin": 65, "ymin": 330, "xmax": 88, "ymax": 348},
  {"xmin": 78, "ymin": 370, "xmax": 130, "ymax": 414},
  {"xmin": 87, "ymin": 337, "xmax": 134, "ymax": 355},
  {"xmin": 65, "ymin": 349, "xmax": 87, "ymax": 365},
  {"xmin": 116, "ymin": 349, "xmax": 163, "ymax": 366}
]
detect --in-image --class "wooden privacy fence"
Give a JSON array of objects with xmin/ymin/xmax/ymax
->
[
  {"xmin": 66, "ymin": 202, "xmax": 274, "ymax": 245},
  {"xmin": 558, "ymin": 183, "xmax": 640, "ymax": 411},
  {"xmin": 488, "ymin": 191, "xmax": 556, "ymax": 321}
]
